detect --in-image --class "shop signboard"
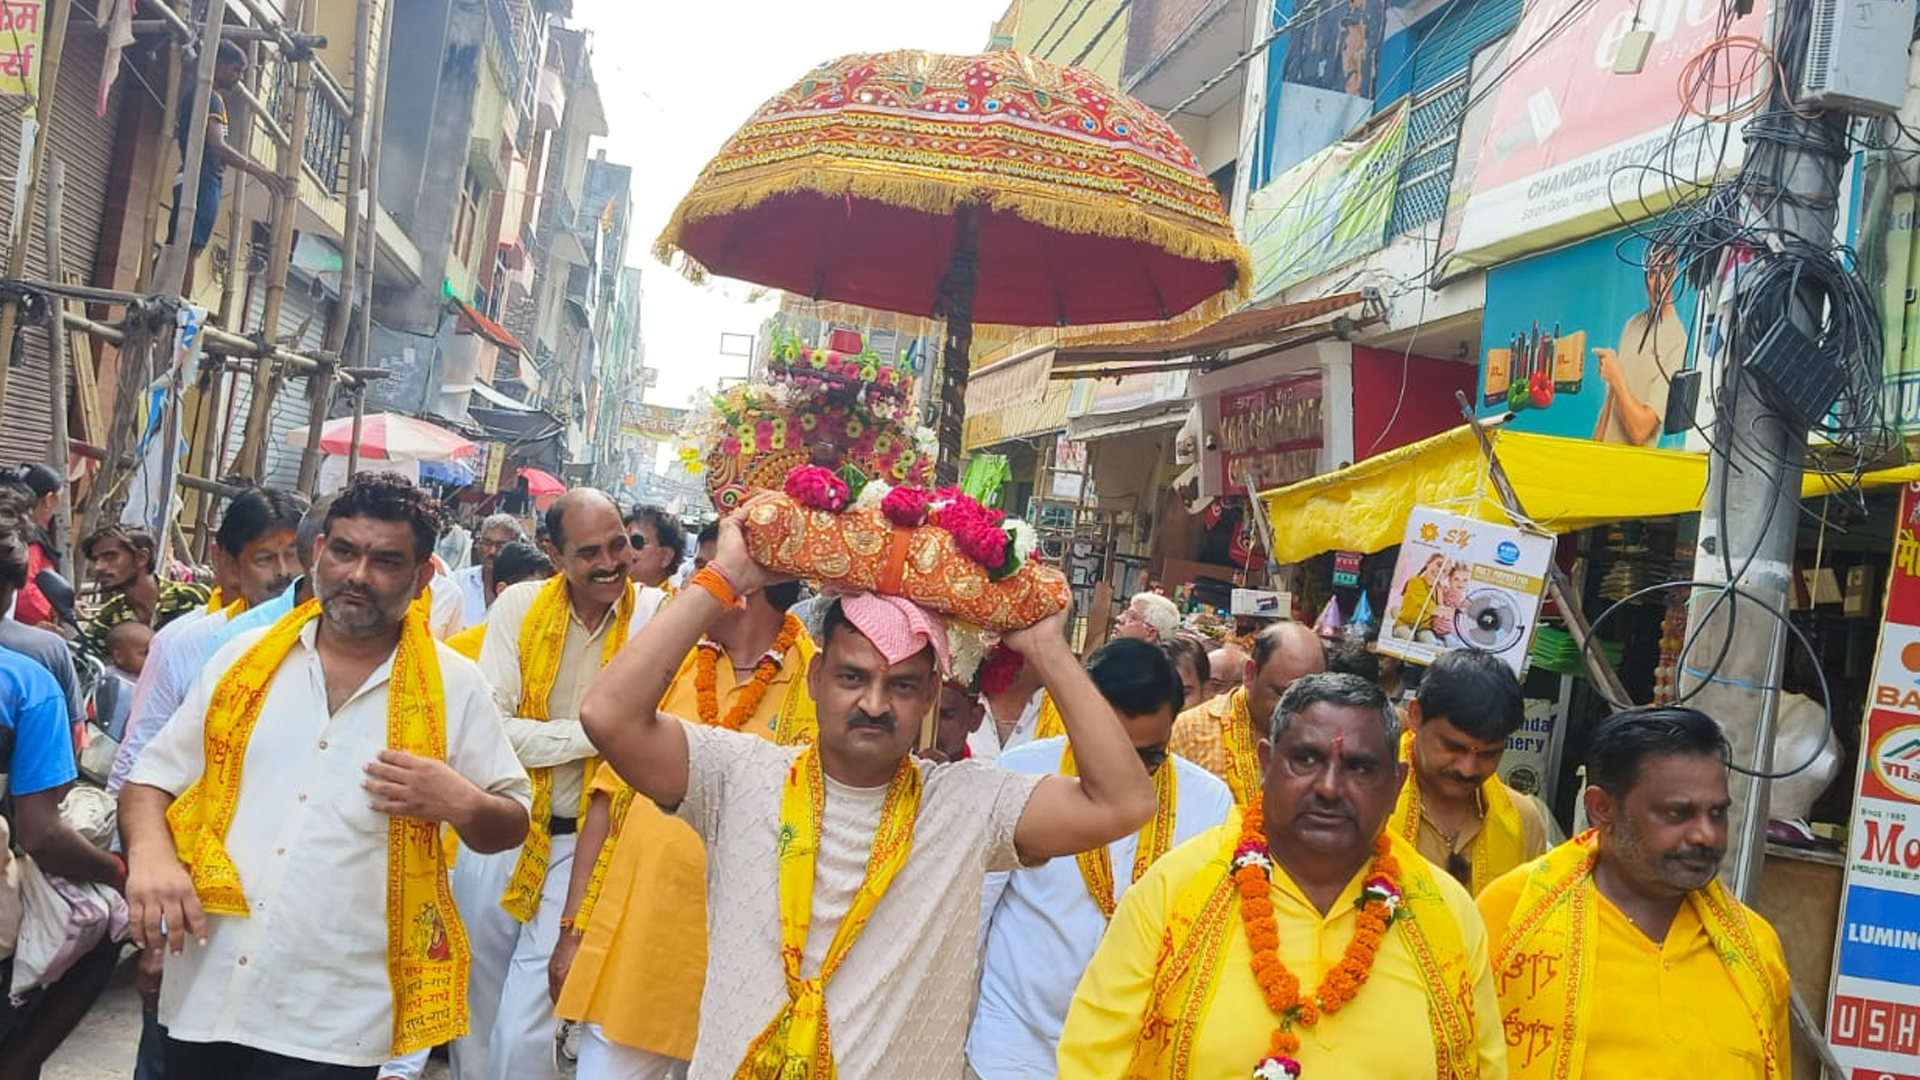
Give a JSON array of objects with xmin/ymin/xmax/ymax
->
[
  {"xmin": 1262, "ymin": 0, "xmax": 1390, "ymax": 179},
  {"xmin": 1211, "ymin": 372, "xmax": 1324, "ymax": 496},
  {"xmin": 1067, "ymin": 369, "xmax": 1191, "ymax": 419},
  {"xmin": 1476, "ymin": 228, "xmax": 1700, "ymax": 449},
  {"xmin": 1244, "ymin": 105, "xmax": 1406, "ymax": 299},
  {"xmin": 482, "ymin": 441, "xmax": 507, "ymax": 493},
  {"xmin": 0, "ymin": 1, "xmax": 42, "ymax": 97},
  {"xmin": 1333, "ymin": 550, "xmax": 1362, "ymax": 588},
  {"xmin": 1436, "ymin": 0, "xmax": 1766, "ymax": 277},
  {"xmin": 1378, "ymin": 506, "xmax": 1554, "ymax": 676},
  {"xmin": 1828, "ymin": 481, "xmax": 1920, "ymax": 1073},
  {"xmin": 1878, "ymin": 191, "xmax": 1920, "ymax": 432},
  {"xmin": 620, "ymin": 402, "xmax": 689, "ymax": 442}
]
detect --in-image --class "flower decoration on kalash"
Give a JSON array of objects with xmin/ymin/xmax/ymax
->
[{"xmin": 679, "ymin": 327, "xmax": 1066, "ymax": 685}]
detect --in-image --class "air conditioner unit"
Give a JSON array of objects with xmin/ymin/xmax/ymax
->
[{"xmin": 1801, "ymin": 0, "xmax": 1914, "ymax": 116}]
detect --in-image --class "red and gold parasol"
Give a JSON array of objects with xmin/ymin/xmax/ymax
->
[{"xmin": 657, "ymin": 50, "xmax": 1250, "ymax": 477}]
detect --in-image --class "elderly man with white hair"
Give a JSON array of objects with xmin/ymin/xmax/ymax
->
[
  {"xmin": 454, "ymin": 512, "xmax": 530, "ymax": 629},
  {"xmin": 1112, "ymin": 592, "xmax": 1181, "ymax": 644}
]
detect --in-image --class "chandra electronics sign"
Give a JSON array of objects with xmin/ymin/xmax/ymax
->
[{"xmin": 1831, "ymin": 482, "xmax": 1920, "ymax": 1077}]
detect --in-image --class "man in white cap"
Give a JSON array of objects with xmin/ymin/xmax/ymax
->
[{"xmin": 579, "ymin": 513, "xmax": 1157, "ymax": 1079}]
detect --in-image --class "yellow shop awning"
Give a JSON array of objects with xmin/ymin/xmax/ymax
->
[{"xmin": 1258, "ymin": 425, "xmax": 1920, "ymax": 565}]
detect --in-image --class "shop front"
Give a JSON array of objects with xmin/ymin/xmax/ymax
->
[{"xmin": 959, "ymin": 344, "xmax": 1071, "ymax": 514}]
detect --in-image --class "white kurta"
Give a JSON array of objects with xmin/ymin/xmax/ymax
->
[
  {"xmin": 967, "ymin": 736, "xmax": 1235, "ymax": 1079},
  {"xmin": 128, "ymin": 622, "xmax": 531, "ymax": 1066}
]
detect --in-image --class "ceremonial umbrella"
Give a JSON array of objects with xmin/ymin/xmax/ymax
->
[
  {"xmin": 655, "ymin": 50, "xmax": 1250, "ymax": 479},
  {"xmin": 283, "ymin": 412, "xmax": 477, "ymax": 462}
]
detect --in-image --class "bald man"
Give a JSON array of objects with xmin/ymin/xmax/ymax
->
[
  {"xmin": 1168, "ymin": 621, "xmax": 1325, "ymax": 803},
  {"xmin": 1201, "ymin": 642, "xmax": 1249, "ymax": 705}
]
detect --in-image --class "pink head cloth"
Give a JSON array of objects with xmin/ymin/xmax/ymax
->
[{"xmin": 837, "ymin": 591, "xmax": 951, "ymax": 677}]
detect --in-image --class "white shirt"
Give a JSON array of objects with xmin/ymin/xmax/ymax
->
[
  {"xmin": 676, "ymin": 721, "xmax": 1045, "ymax": 1080},
  {"xmin": 107, "ymin": 606, "xmax": 219, "ymax": 796},
  {"xmin": 965, "ymin": 688, "xmax": 1044, "ymax": 765},
  {"xmin": 476, "ymin": 578, "xmax": 665, "ymax": 818},
  {"xmin": 128, "ymin": 621, "xmax": 531, "ymax": 1066},
  {"xmin": 967, "ymin": 736, "xmax": 1235, "ymax": 1080},
  {"xmin": 426, "ymin": 571, "xmax": 462, "ymax": 640},
  {"xmin": 452, "ymin": 564, "xmax": 488, "ymax": 630}
]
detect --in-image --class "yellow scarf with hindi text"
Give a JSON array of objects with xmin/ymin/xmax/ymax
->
[
  {"xmin": 1061, "ymin": 742, "xmax": 1175, "ymax": 919},
  {"xmin": 164, "ymin": 596, "xmax": 467, "ymax": 1055},
  {"xmin": 731, "ymin": 745, "xmax": 922, "ymax": 1080},
  {"xmin": 500, "ymin": 574, "xmax": 635, "ymax": 922},
  {"xmin": 1490, "ymin": 830, "xmax": 1786, "ymax": 1080},
  {"xmin": 1219, "ymin": 688, "xmax": 1262, "ymax": 806},
  {"xmin": 1126, "ymin": 826, "xmax": 1481, "ymax": 1080},
  {"xmin": 1389, "ymin": 728, "xmax": 1526, "ymax": 894},
  {"xmin": 574, "ymin": 631, "xmax": 819, "ymax": 930}
]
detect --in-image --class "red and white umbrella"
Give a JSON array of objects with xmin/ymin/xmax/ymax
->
[
  {"xmin": 283, "ymin": 412, "xmax": 478, "ymax": 462},
  {"xmin": 516, "ymin": 467, "xmax": 566, "ymax": 497}
]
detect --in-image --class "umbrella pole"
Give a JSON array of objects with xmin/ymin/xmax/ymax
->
[{"xmin": 934, "ymin": 205, "xmax": 980, "ymax": 488}]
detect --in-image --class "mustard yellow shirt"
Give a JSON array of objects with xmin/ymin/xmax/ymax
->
[
  {"xmin": 555, "ymin": 643, "xmax": 803, "ymax": 1058},
  {"xmin": 1477, "ymin": 869, "xmax": 1791, "ymax": 1079},
  {"xmin": 1408, "ymin": 781, "xmax": 1551, "ymax": 896},
  {"xmin": 1058, "ymin": 823, "xmax": 1508, "ymax": 1079}
]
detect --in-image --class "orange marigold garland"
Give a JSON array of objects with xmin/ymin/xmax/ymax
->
[
  {"xmin": 693, "ymin": 613, "xmax": 804, "ymax": 730},
  {"xmin": 1232, "ymin": 802, "xmax": 1403, "ymax": 1080}
]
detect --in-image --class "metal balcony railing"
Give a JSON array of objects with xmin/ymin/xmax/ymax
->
[
  {"xmin": 1386, "ymin": 73, "xmax": 1470, "ymax": 238},
  {"xmin": 259, "ymin": 56, "xmax": 348, "ymax": 195}
]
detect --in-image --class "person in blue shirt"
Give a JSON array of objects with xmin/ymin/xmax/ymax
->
[{"xmin": 0, "ymin": 509, "xmax": 126, "ymax": 1076}]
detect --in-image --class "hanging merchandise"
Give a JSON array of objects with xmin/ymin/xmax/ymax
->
[
  {"xmin": 1347, "ymin": 590, "xmax": 1377, "ymax": 642},
  {"xmin": 1379, "ymin": 507, "xmax": 1555, "ymax": 676},
  {"xmin": 960, "ymin": 453, "xmax": 1011, "ymax": 507},
  {"xmin": 1332, "ymin": 549, "xmax": 1362, "ymax": 588}
]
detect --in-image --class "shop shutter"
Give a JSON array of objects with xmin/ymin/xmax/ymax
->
[
  {"xmin": 0, "ymin": 12, "xmax": 124, "ymax": 467},
  {"xmin": 1407, "ymin": 0, "xmax": 1523, "ymax": 94},
  {"xmin": 217, "ymin": 274, "xmax": 335, "ymax": 490}
]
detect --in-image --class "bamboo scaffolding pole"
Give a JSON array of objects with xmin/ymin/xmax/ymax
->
[
  {"xmin": 352, "ymin": 0, "xmax": 392, "ymax": 382},
  {"xmin": 232, "ymin": 0, "xmax": 312, "ymax": 480},
  {"xmin": 132, "ymin": 0, "xmax": 185, "ymax": 296},
  {"xmin": 152, "ymin": 0, "xmax": 226, "ymax": 296},
  {"xmin": 57, "ymin": 306, "xmax": 361, "ymax": 382},
  {"xmin": 0, "ymin": 0, "xmax": 76, "ymax": 422},
  {"xmin": 299, "ymin": 0, "xmax": 374, "ymax": 495},
  {"xmin": 43, "ymin": 160, "xmax": 72, "ymax": 562}
]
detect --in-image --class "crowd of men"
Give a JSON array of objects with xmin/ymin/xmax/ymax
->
[{"xmin": 0, "ymin": 468, "xmax": 1792, "ymax": 1080}]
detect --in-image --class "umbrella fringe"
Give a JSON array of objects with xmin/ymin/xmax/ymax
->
[{"xmin": 653, "ymin": 166, "xmax": 1254, "ymax": 336}]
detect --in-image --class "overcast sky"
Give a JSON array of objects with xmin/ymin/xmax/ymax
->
[{"xmin": 570, "ymin": 0, "xmax": 1011, "ymax": 414}]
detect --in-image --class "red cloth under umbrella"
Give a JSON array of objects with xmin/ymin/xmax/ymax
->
[{"xmin": 656, "ymin": 50, "xmax": 1250, "ymax": 477}]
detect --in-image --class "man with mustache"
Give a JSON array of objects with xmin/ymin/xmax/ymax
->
[
  {"xmin": 119, "ymin": 472, "xmax": 531, "ymax": 1078},
  {"xmin": 1387, "ymin": 648, "xmax": 1548, "ymax": 895},
  {"xmin": 108, "ymin": 487, "xmax": 310, "ymax": 801},
  {"xmin": 579, "ymin": 510, "xmax": 1156, "ymax": 1078},
  {"xmin": 551, "ymin": 574, "xmax": 813, "ymax": 1079},
  {"xmin": 968, "ymin": 638, "xmax": 1233, "ymax": 1079},
  {"xmin": 1477, "ymin": 707, "xmax": 1789, "ymax": 1080},
  {"xmin": 1169, "ymin": 620, "xmax": 1326, "ymax": 804},
  {"xmin": 453, "ymin": 488, "xmax": 667, "ymax": 1080},
  {"xmin": 1058, "ymin": 672, "xmax": 1505, "ymax": 1079}
]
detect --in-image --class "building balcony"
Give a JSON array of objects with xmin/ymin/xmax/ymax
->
[
  {"xmin": 258, "ymin": 56, "xmax": 349, "ymax": 195},
  {"xmin": 535, "ymin": 65, "xmax": 566, "ymax": 131}
]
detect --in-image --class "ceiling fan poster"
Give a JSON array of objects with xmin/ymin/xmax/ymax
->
[{"xmin": 1379, "ymin": 507, "xmax": 1555, "ymax": 677}]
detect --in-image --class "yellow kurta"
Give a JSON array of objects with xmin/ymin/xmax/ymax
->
[
  {"xmin": 1404, "ymin": 779, "xmax": 1550, "ymax": 895},
  {"xmin": 1057, "ymin": 823, "xmax": 1508, "ymax": 1079},
  {"xmin": 554, "ymin": 645, "xmax": 804, "ymax": 1058},
  {"xmin": 1477, "ymin": 866, "xmax": 1791, "ymax": 1079}
]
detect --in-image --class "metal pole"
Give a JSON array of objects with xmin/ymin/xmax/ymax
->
[
  {"xmin": 232, "ymin": 0, "xmax": 312, "ymax": 480},
  {"xmin": 153, "ymin": 0, "xmax": 227, "ymax": 296},
  {"xmin": 0, "ymin": 0, "xmax": 75, "ymax": 419},
  {"xmin": 42, "ymin": 159, "xmax": 72, "ymax": 551},
  {"xmin": 298, "ymin": 0, "xmax": 373, "ymax": 494}
]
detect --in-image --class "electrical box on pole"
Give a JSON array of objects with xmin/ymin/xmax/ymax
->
[{"xmin": 1799, "ymin": 0, "xmax": 1914, "ymax": 116}]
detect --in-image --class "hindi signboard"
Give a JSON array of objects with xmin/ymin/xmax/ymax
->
[
  {"xmin": 1243, "ymin": 105, "xmax": 1406, "ymax": 298},
  {"xmin": 0, "ymin": 1, "xmax": 42, "ymax": 97},
  {"xmin": 1828, "ymin": 481, "xmax": 1920, "ymax": 1072}
]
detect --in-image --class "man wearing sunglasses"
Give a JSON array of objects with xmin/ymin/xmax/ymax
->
[
  {"xmin": 1388, "ymin": 648, "xmax": 1548, "ymax": 894},
  {"xmin": 969, "ymin": 638, "xmax": 1233, "ymax": 1080},
  {"xmin": 623, "ymin": 505, "xmax": 685, "ymax": 591}
]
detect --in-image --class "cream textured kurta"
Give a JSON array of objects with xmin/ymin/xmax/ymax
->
[
  {"xmin": 676, "ymin": 720, "xmax": 1044, "ymax": 1080},
  {"xmin": 128, "ymin": 624, "xmax": 530, "ymax": 1066},
  {"xmin": 476, "ymin": 578, "xmax": 666, "ymax": 815}
]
